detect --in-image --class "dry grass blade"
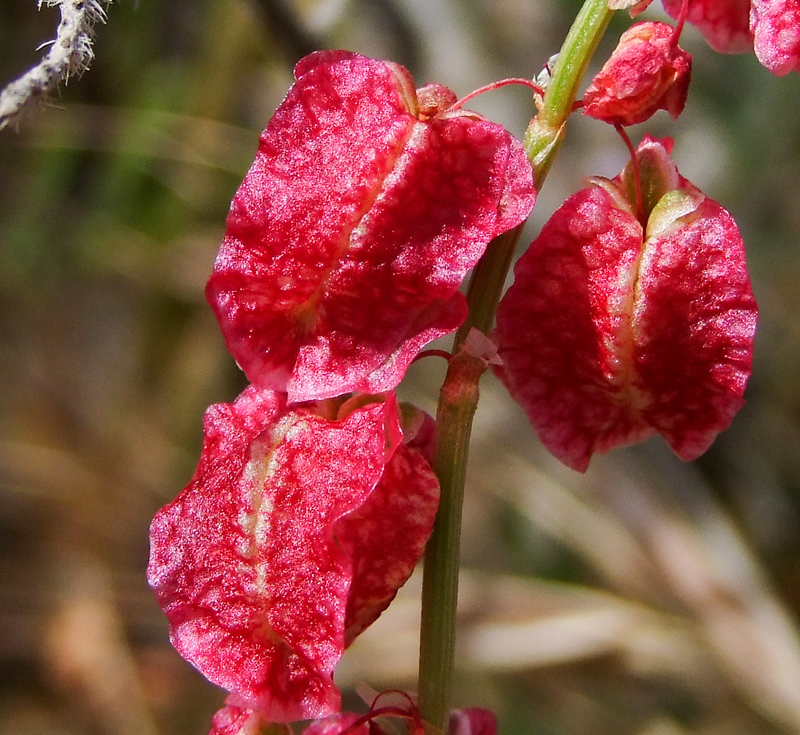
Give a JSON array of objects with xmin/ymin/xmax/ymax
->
[{"xmin": 486, "ymin": 444, "xmax": 800, "ymax": 734}]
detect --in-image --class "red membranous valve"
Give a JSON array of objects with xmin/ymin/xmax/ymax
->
[
  {"xmin": 495, "ymin": 136, "xmax": 757, "ymax": 472},
  {"xmin": 147, "ymin": 388, "xmax": 439, "ymax": 724},
  {"xmin": 662, "ymin": 0, "xmax": 800, "ymax": 75},
  {"xmin": 583, "ymin": 21, "xmax": 691, "ymax": 126},
  {"xmin": 749, "ymin": 0, "xmax": 800, "ymax": 74},
  {"xmin": 662, "ymin": 0, "xmax": 753, "ymax": 52},
  {"xmin": 206, "ymin": 51, "xmax": 536, "ymax": 403}
]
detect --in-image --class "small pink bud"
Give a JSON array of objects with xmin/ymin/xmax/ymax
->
[
  {"xmin": 583, "ymin": 22, "xmax": 691, "ymax": 126},
  {"xmin": 495, "ymin": 136, "xmax": 757, "ymax": 472}
]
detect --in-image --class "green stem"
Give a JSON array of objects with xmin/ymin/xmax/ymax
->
[
  {"xmin": 416, "ymin": 226, "xmax": 522, "ymax": 731},
  {"xmin": 525, "ymin": 0, "xmax": 614, "ymax": 187},
  {"xmin": 416, "ymin": 1, "xmax": 614, "ymax": 731},
  {"xmin": 417, "ymin": 348, "xmax": 483, "ymax": 732}
]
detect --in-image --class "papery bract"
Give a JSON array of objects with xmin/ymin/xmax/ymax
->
[
  {"xmin": 750, "ymin": 0, "xmax": 800, "ymax": 74},
  {"xmin": 495, "ymin": 136, "xmax": 757, "ymax": 472},
  {"xmin": 662, "ymin": 0, "xmax": 753, "ymax": 54},
  {"xmin": 662, "ymin": 0, "xmax": 800, "ymax": 74},
  {"xmin": 583, "ymin": 22, "xmax": 691, "ymax": 126},
  {"xmin": 147, "ymin": 388, "xmax": 439, "ymax": 723},
  {"xmin": 206, "ymin": 50, "xmax": 536, "ymax": 403},
  {"xmin": 338, "ymin": 411, "xmax": 440, "ymax": 645}
]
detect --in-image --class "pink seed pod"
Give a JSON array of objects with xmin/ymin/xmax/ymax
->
[
  {"xmin": 147, "ymin": 388, "xmax": 439, "ymax": 723},
  {"xmin": 751, "ymin": 0, "xmax": 800, "ymax": 74},
  {"xmin": 583, "ymin": 22, "xmax": 691, "ymax": 126},
  {"xmin": 661, "ymin": 0, "xmax": 800, "ymax": 74},
  {"xmin": 495, "ymin": 136, "xmax": 757, "ymax": 472},
  {"xmin": 662, "ymin": 0, "xmax": 754, "ymax": 54},
  {"xmin": 206, "ymin": 50, "xmax": 536, "ymax": 403}
]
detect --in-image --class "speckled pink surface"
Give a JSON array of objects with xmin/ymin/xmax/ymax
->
[
  {"xmin": 495, "ymin": 137, "xmax": 757, "ymax": 472},
  {"xmin": 206, "ymin": 51, "xmax": 535, "ymax": 402},
  {"xmin": 148, "ymin": 388, "xmax": 438, "ymax": 722}
]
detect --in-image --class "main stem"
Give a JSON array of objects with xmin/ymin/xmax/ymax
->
[{"xmin": 416, "ymin": 1, "xmax": 613, "ymax": 730}]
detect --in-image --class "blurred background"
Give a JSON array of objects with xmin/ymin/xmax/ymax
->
[{"xmin": 2, "ymin": 1, "xmax": 800, "ymax": 734}]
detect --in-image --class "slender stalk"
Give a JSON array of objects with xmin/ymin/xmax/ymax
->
[
  {"xmin": 524, "ymin": 0, "xmax": 614, "ymax": 186},
  {"xmin": 417, "ymin": 226, "xmax": 522, "ymax": 731},
  {"xmin": 417, "ymin": 348, "xmax": 484, "ymax": 732},
  {"xmin": 416, "ymin": 1, "xmax": 615, "ymax": 730}
]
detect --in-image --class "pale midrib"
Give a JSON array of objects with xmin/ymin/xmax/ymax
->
[
  {"xmin": 616, "ymin": 234, "xmax": 650, "ymax": 414},
  {"xmin": 240, "ymin": 415, "xmax": 298, "ymax": 623},
  {"xmin": 293, "ymin": 118, "xmax": 423, "ymax": 326}
]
